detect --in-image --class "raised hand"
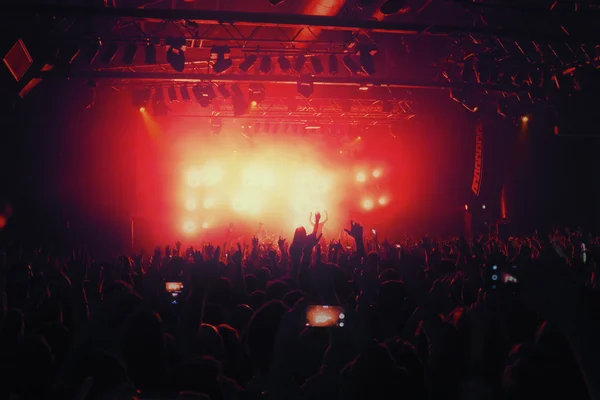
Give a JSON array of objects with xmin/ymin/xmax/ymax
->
[
  {"xmin": 277, "ymin": 236, "xmax": 286, "ymax": 250},
  {"xmin": 305, "ymin": 232, "xmax": 323, "ymax": 250},
  {"xmin": 315, "ymin": 212, "xmax": 321, "ymax": 223},
  {"xmin": 344, "ymin": 220, "xmax": 364, "ymax": 240},
  {"xmin": 232, "ymin": 243, "xmax": 243, "ymax": 265},
  {"xmin": 252, "ymin": 236, "xmax": 259, "ymax": 248}
]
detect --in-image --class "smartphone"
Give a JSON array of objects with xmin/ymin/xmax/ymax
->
[
  {"xmin": 166, "ymin": 282, "xmax": 184, "ymax": 304},
  {"xmin": 372, "ymin": 229, "xmax": 377, "ymax": 235},
  {"xmin": 488, "ymin": 264, "xmax": 518, "ymax": 290},
  {"xmin": 305, "ymin": 305, "xmax": 345, "ymax": 328},
  {"xmin": 395, "ymin": 244, "xmax": 401, "ymax": 249}
]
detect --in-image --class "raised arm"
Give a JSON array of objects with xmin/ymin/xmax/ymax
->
[
  {"xmin": 309, "ymin": 212, "xmax": 315, "ymax": 226},
  {"xmin": 322, "ymin": 210, "xmax": 329, "ymax": 224}
]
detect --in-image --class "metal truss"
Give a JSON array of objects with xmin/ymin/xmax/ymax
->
[
  {"xmin": 145, "ymin": 95, "xmax": 414, "ymax": 124},
  {"xmin": 9, "ymin": 4, "xmax": 598, "ymax": 42}
]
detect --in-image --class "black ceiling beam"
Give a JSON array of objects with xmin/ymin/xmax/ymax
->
[
  {"xmin": 38, "ymin": 69, "xmax": 545, "ymax": 95},
  {"xmin": 7, "ymin": 4, "xmax": 598, "ymax": 42}
]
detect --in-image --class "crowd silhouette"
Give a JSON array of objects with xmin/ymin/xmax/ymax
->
[{"xmin": 0, "ymin": 212, "xmax": 599, "ymax": 400}]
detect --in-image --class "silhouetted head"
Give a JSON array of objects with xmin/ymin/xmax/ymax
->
[
  {"xmin": 245, "ymin": 300, "xmax": 289, "ymax": 374},
  {"xmin": 228, "ymin": 304, "xmax": 254, "ymax": 335},
  {"xmin": 194, "ymin": 323, "xmax": 224, "ymax": 361}
]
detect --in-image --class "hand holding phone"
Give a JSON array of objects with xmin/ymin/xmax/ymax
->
[
  {"xmin": 305, "ymin": 305, "xmax": 345, "ymax": 328},
  {"xmin": 166, "ymin": 282, "xmax": 184, "ymax": 304}
]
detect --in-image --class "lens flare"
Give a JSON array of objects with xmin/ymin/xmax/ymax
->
[
  {"xmin": 362, "ymin": 199, "xmax": 374, "ymax": 210},
  {"xmin": 356, "ymin": 171, "xmax": 366, "ymax": 182},
  {"xmin": 183, "ymin": 221, "xmax": 196, "ymax": 233},
  {"xmin": 378, "ymin": 196, "xmax": 387, "ymax": 206},
  {"xmin": 373, "ymin": 169, "xmax": 382, "ymax": 178}
]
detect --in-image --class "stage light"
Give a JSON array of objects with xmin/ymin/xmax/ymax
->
[
  {"xmin": 380, "ymin": 0, "xmax": 411, "ymax": 15},
  {"xmin": 193, "ymin": 84, "xmax": 216, "ymax": 108},
  {"xmin": 186, "ymin": 169, "xmax": 202, "ymax": 188},
  {"xmin": 297, "ymin": 78, "xmax": 313, "ymax": 98},
  {"xmin": 202, "ymin": 222, "xmax": 209, "ymax": 229},
  {"xmin": 293, "ymin": 55, "xmax": 306, "ymax": 73},
  {"xmin": 217, "ymin": 84, "xmax": 231, "ymax": 98},
  {"xmin": 100, "ymin": 42, "xmax": 119, "ymax": 64},
  {"xmin": 328, "ymin": 54, "xmax": 339, "ymax": 75},
  {"xmin": 521, "ymin": 116, "xmax": 529, "ymax": 123},
  {"xmin": 211, "ymin": 45, "xmax": 233, "ymax": 73},
  {"xmin": 373, "ymin": 169, "xmax": 382, "ymax": 178},
  {"xmin": 359, "ymin": 46, "xmax": 376, "ymax": 75},
  {"xmin": 356, "ymin": 171, "xmax": 366, "ymax": 182},
  {"xmin": 278, "ymin": 55, "xmax": 291, "ymax": 71},
  {"xmin": 145, "ymin": 45, "xmax": 156, "ymax": 65},
  {"xmin": 180, "ymin": 86, "xmax": 191, "ymax": 101},
  {"xmin": 465, "ymin": 204, "xmax": 469, "ymax": 211},
  {"xmin": 166, "ymin": 47, "xmax": 185, "ymax": 72},
  {"xmin": 378, "ymin": 196, "xmax": 387, "ymax": 206},
  {"xmin": 362, "ymin": 199, "xmax": 374, "ymax": 210},
  {"xmin": 359, "ymin": 83, "xmax": 369, "ymax": 91},
  {"xmin": 183, "ymin": 221, "xmax": 196, "ymax": 233},
  {"xmin": 260, "ymin": 56, "xmax": 271, "ymax": 73},
  {"xmin": 122, "ymin": 43, "xmax": 137, "ymax": 65},
  {"xmin": 343, "ymin": 55, "xmax": 360, "ymax": 74},
  {"xmin": 311, "ymin": 56, "xmax": 324, "ymax": 74},
  {"xmin": 232, "ymin": 84, "xmax": 249, "ymax": 116},
  {"xmin": 167, "ymin": 86, "xmax": 177, "ymax": 102},
  {"xmin": 139, "ymin": 107, "xmax": 145, "ymax": 113},
  {"xmin": 482, "ymin": 204, "xmax": 487, "ymax": 210},
  {"xmin": 185, "ymin": 197, "xmax": 197, "ymax": 211},
  {"xmin": 203, "ymin": 198, "xmax": 216, "ymax": 209},
  {"xmin": 239, "ymin": 54, "xmax": 257, "ymax": 72},
  {"xmin": 249, "ymin": 83, "xmax": 266, "ymax": 105}
]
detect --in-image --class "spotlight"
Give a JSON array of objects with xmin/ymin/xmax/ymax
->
[
  {"xmin": 100, "ymin": 42, "xmax": 119, "ymax": 64},
  {"xmin": 139, "ymin": 107, "xmax": 145, "ymax": 113},
  {"xmin": 297, "ymin": 77, "xmax": 313, "ymax": 98},
  {"xmin": 145, "ymin": 45, "xmax": 156, "ymax": 65},
  {"xmin": 311, "ymin": 56, "xmax": 324, "ymax": 74},
  {"xmin": 465, "ymin": 204, "xmax": 469, "ymax": 211},
  {"xmin": 180, "ymin": 86, "xmax": 191, "ymax": 101},
  {"xmin": 293, "ymin": 55, "xmax": 306, "ymax": 73},
  {"xmin": 167, "ymin": 86, "xmax": 177, "ymax": 102},
  {"xmin": 122, "ymin": 43, "xmax": 137, "ymax": 65},
  {"xmin": 211, "ymin": 45, "xmax": 233, "ymax": 74},
  {"xmin": 356, "ymin": 171, "xmax": 366, "ymax": 182},
  {"xmin": 362, "ymin": 199, "xmax": 374, "ymax": 210},
  {"xmin": 343, "ymin": 55, "xmax": 360, "ymax": 74},
  {"xmin": 359, "ymin": 46, "xmax": 376, "ymax": 76},
  {"xmin": 260, "ymin": 56, "xmax": 271, "ymax": 74},
  {"xmin": 278, "ymin": 55, "xmax": 290, "ymax": 71},
  {"xmin": 373, "ymin": 169, "xmax": 382, "ymax": 178},
  {"xmin": 482, "ymin": 204, "xmax": 487, "ymax": 210},
  {"xmin": 217, "ymin": 84, "xmax": 231, "ymax": 98},
  {"xmin": 378, "ymin": 196, "xmax": 387, "ymax": 206},
  {"xmin": 211, "ymin": 118, "xmax": 222, "ymax": 134},
  {"xmin": 232, "ymin": 84, "xmax": 249, "ymax": 116},
  {"xmin": 165, "ymin": 37, "xmax": 186, "ymax": 72},
  {"xmin": 183, "ymin": 221, "xmax": 196, "ymax": 233},
  {"xmin": 521, "ymin": 115, "xmax": 529, "ymax": 123},
  {"xmin": 239, "ymin": 55, "xmax": 257, "ymax": 72},
  {"xmin": 192, "ymin": 84, "xmax": 215, "ymax": 108},
  {"xmin": 380, "ymin": 0, "xmax": 411, "ymax": 15},
  {"xmin": 328, "ymin": 54, "xmax": 338, "ymax": 75},
  {"xmin": 166, "ymin": 47, "xmax": 185, "ymax": 72},
  {"xmin": 249, "ymin": 83, "xmax": 266, "ymax": 105}
]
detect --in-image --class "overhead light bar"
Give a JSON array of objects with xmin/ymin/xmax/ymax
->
[
  {"xmin": 231, "ymin": 84, "xmax": 249, "ymax": 116},
  {"xmin": 167, "ymin": 86, "xmax": 177, "ymax": 102},
  {"xmin": 249, "ymin": 83, "xmax": 266, "ymax": 105},
  {"xmin": 359, "ymin": 45, "xmax": 377, "ymax": 76}
]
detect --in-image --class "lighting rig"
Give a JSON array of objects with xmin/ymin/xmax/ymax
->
[{"xmin": 4, "ymin": 4, "xmax": 600, "ymax": 130}]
